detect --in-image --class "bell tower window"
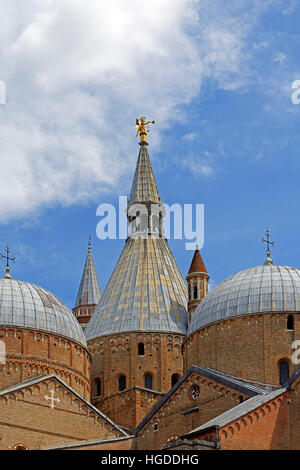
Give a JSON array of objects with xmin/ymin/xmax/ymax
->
[
  {"xmin": 193, "ymin": 285, "xmax": 198, "ymax": 300},
  {"xmin": 138, "ymin": 342, "xmax": 145, "ymax": 355}
]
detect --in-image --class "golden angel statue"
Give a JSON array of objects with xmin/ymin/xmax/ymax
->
[{"xmin": 136, "ymin": 117, "xmax": 155, "ymax": 142}]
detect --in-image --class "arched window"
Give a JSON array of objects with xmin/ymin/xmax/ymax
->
[
  {"xmin": 188, "ymin": 283, "xmax": 192, "ymax": 301},
  {"xmin": 171, "ymin": 373, "xmax": 180, "ymax": 387},
  {"xmin": 119, "ymin": 375, "xmax": 126, "ymax": 391},
  {"xmin": 238, "ymin": 396, "xmax": 243, "ymax": 404},
  {"xmin": 138, "ymin": 342, "xmax": 145, "ymax": 355},
  {"xmin": 13, "ymin": 444, "xmax": 28, "ymax": 450},
  {"xmin": 279, "ymin": 361, "xmax": 289, "ymax": 386},
  {"xmin": 287, "ymin": 315, "xmax": 294, "ymax": 330},
  {"xmin": 144, "ymin": 374, "xmax": 153, "ymax": 390},
  {"xmin": 95, "ymin": 377, "xmax": 101, "ymax": 396}
]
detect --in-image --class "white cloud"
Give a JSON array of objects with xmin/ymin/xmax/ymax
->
[
  {"xmin": 273, "ymin": 52, "xmax": 286, "ymax": 63},
  {"xmin": 182, "ymin": 151, "xmax": 215, "ymax": 177},
  {"xmin": 0, "ymin": 0, "xmax": 280, "ymax": 221},
  {"xmin": 182, "ymin": 132, "xmax": 198, "ymax": 141}
]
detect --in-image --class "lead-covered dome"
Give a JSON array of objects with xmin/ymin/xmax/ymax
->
[
  {"xmin": 0, "ymin": 278, "xmax": 87, "ymax": 347},
  {"xmin": 188, "ymin": 264, "xmax": 300, "ymax": 336}
]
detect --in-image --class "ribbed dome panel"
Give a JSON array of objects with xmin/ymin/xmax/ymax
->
[
  {"xmin": 188, "ymin": 264, "xmax": 300, "ymax": 335},
  {"xmin": 85, "ymin": 237, "xmax": 188, "ymax": 339},
  {"xmin": 0, "ymin": 278, "xmax": 87, "ymax": 346}
]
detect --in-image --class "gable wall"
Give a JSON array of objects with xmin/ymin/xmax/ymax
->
[
  {"xmin": 136, "ymin": 371, "xmax": 252, "ymax": 450},
  {"xmin": 0, "ymin": 378, "xmax": 124, "ymax": 450}
]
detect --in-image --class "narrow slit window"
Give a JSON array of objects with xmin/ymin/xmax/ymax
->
[
  {"xmin": 287, "ymin": 315, "xmax": 294, "ymax": 330},
  {"xmin": 95, "ymin": 377, "xmax": 101, "ymax": 396},
  {"xmin": 119, "ymin": 375, "xmax": 126, "ymax": 391},
  {"xmin": 144, "ymin": 374, "xmax": 153, "ymax": 390},
  {"xmin": 171, "ymin": 373, "xmax": 180, "ymax": 387},
  {"xmin": 279, "ymin": 361, "xmax": 289, "ymax": 386}
]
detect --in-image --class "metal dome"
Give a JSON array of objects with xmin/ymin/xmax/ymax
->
[
  {"xmin": 0, "ymin": 278, "xmax": 87, "ymax": 347},
  {"xmin": 188, "ymin": 264, "xmax": 300, "ymax": 336},
  {"xmin": 84, "ymin": 237, "xmax": 188, "ymax": 340}
]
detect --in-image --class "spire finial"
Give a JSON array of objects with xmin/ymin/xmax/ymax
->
[
  {"xmin": 88, "ymin": 235, "xmax": 92, "ymax": 254},
  {"xmin": 135, "ymin": 117, "xmax": 155, "ymax": 143},
  {"xmin": 261, "ymin": 228, "xmax": 275, "ymax": 265},
  {"xmin": 0, "ymin": 246, "xmax": 15, "ymax": 279}
]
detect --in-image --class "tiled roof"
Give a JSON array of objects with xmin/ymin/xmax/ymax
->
[
  {"xmin": 43, "ymin": 436, "xmax": 134, "ymax": 450},
  {"xmin": 187, "ymin": 248, "xmax": 208, "ymax": 275}
]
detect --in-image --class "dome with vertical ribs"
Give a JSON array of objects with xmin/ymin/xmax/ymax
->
[
  {"xmin": 188, "ymin": 264, "xmax": 300, "ymax": 336},
  {"xmin": 0, "ymin": 278, "xmax": 87, "ymax": 346}
]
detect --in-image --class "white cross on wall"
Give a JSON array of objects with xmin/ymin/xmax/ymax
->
[{"xmin": 45, "ymin": 389, "xmax": 61, "ymax": 409}]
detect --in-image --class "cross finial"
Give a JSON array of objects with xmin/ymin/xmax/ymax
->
[
  {"xmin": 0, "ymin": 246, "xmax": 15, "ymax": 279},
  {"xmin": 261, "ymin": 228, "xmax": 275, "ymax": 265}
]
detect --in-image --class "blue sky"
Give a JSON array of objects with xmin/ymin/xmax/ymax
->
[{"xmin": 1, "ymin": 0, "xmax": 300, "ymax": 309}]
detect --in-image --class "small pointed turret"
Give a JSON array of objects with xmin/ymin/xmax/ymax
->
[
  {"xmin": 186, "ymin": 246, "xmax": 209, "ymax": 322},
  {"xmin": 72, "ymin": 238, "xmax": 101, "ymax": 330}
]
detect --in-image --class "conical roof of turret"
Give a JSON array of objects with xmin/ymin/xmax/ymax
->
[
  {"xmin": 85, "ymin": 140, "xmax": 188, "ymax": 340},
  {"xmin": 187, "ymin": 248, "xmax": 208, "ymax": 275},
  {"xmin": 75, "ymin": 239, "xmax": 101, "ymax": 308}
]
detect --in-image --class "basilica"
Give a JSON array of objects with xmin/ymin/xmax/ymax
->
[{"xmin": 0, "ymin": 121, "xmax": 299, "ymax": 450}]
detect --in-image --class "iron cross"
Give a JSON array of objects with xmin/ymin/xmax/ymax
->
[
  {"xmin": 0, "ymin": 246, "xmax": 15, "ymax": 268},
  {"xmin": 45, "ymin": 389, "xmax": 61, "ymax": 409},
  {"xmin": 261, "ymin": 228, "xmax": 275, "ymax": 252}
]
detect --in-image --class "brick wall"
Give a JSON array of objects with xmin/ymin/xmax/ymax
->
[
  {"xmin": 184, "ymin": 313, "xmax": 300, "ymax": 386},
  {"xmin": 94, "ymin": 387, "xmax": 164, "ymax": 430},
  {"xmin": 88, "ymin": 332, "xmax": 184, "ymax": 398},
  {"xmin": 136, "ymin": 370, "xmax": 251, "ymax": 450},
  {"xmin": 0, "ymin": 376, "xmax": 123, "ymax": 450},
  {"xmin": 0, "ymin": 327, "xmax": 91, "ymax": 399}
]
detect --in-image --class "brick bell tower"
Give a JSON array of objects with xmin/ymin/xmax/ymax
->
[
  {"xmin": 186, "ymin": 246, "xmax": 209, "ymax": 322},
  {"xmin": 84, "ymin": 118, "xmax": 189, "ymax": 431}
]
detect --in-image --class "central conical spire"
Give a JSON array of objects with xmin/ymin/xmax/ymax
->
[
  {"xmin": 85, "ymin": 131, "xmax": 188, "ymax": 340},
  {"xmin": 129, "ymin": 142, "xmax": 161, "ymax": 206}
]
